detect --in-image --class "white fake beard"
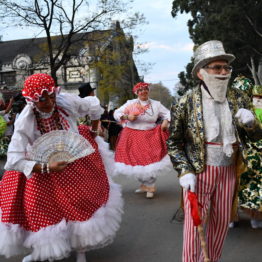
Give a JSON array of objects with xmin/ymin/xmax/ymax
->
[{"xmin": 200, "ymin": 69, "xmax": 231, "ymax": 103}]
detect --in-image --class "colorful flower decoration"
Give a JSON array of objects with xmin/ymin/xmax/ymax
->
[
  {"xmin": 124, "ymin": 103, "xmax": 149, "ymax": 116},
  {"xmin": 232, "ymin": 75, "xmax": 253, "ymax": 92},
  {"xmin": 132, "ymin": 82, "xmax": 150, "ymax": 94}
]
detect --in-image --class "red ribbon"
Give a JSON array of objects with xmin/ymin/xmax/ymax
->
[{"xmin": 188, "ymin": 191, "xmax": 202, "ymax": 226}]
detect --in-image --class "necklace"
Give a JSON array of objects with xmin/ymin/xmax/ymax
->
[
  {"xmin": 33, "ymin": 105, "xmax": 66, "ymax": 135},
  {"xmin": 35, "ymin": 107, "xmax": 55, "ymax": 119},
  {"xmin": 137, "ymin": 99, "xmax": 154, "ymax": 116}
]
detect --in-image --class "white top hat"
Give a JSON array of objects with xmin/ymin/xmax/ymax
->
[{"xmin": 192, "ymin": 40, "xmax": 235, "ymax": 78}]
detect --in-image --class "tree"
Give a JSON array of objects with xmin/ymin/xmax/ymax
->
[
  {"xmin": 149, "ymin": 82, "xmax": 173, "ymax": 108},
  {"xmin": 0, "ymin": 0, "xmax": 146, "ymax": 84},
  {"xmin": 93, "ymin": 27, "xmax": 139, "ymax": 105},
  {"xmin": 171, "ymin": 0, "xmax": 262, "ymax": 91}
]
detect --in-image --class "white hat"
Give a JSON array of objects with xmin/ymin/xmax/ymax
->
[{"xmin": 192, "ymin": 40, "xmax": 235, "ymax": 78}]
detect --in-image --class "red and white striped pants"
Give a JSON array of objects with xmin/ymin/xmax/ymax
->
[{"xmin": 183, "ymin": 165, "xmax": 236, "ymax": 262}]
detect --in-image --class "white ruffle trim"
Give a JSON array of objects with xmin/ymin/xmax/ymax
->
[
  {"xmin": 114, "ymin": 154, "xmax": 174, "ymax": 181},
  {"xmin": 0, "ymin": 182, "xmax": 123, "ymax": 261},
  {"xmin": 95, "ymin": 136, "xmax": 116, "ymax": 177}
]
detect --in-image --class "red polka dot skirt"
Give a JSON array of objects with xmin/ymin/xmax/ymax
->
[
  {"xmin": 114, "ymin": 125, "xmax": 173, "ymax": 180},
  {"xmin": 0, "ymin": 125, "xmax": 123, "ymax": 261},
  {"xmin": 1, "ymin": 125, "xmax": 109, "ymax": 231},
  {"xmin": 115, "ymin": 125, "xmax": 169, "ymax": 166}
]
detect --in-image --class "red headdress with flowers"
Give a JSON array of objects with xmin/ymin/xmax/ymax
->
[
  {"xmin": 22, "ymin": 73, "xmax": 58, "ymax": 102},
  {"xmin": 132, "ymin": 82, "xmax": 150, "ymax": 94}
]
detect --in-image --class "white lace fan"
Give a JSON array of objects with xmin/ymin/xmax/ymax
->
[{"xmin": 27, "ymin": 130, "xmax": 95, "ymax": 163}]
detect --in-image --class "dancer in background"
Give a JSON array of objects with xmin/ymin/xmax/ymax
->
[
  {"xmin": 0, "ymin": 73, "xmax": 123, "ymax": 262},
  {"xmin": 238, "ymin": 84, "xmax": 262, "ymax": 228},
  {"xmin": 108, "ymin": 108, "xmax": 123, "ymax": 151},
  {"xmin": 114, "ymin": 82, "xmax": 172, "ymax": 199}
]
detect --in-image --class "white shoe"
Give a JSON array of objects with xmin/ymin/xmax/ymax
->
[
  {"xmin": 146, "ymin": 192, "xmax": 154, "ymax": 199},
  {"xmin": 135, "ymin": 188, "xmax": 145, "ymax": 193},
  {"xmin": 22, "ymin": 254, "xmax": 32, "ymax": 262},
  {"xmin": 228, "ymin": 222, "xmax": 235, "ymax": 228},
  {"xmin": 76, "ymin": 252, "xmax": 87, "ymax": 262},
  {"xmin": 251, "ymin": 219, "xmax": 262, "ymax": 229}
]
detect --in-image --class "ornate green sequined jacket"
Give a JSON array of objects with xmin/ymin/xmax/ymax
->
[{"xmin": 168, "ymin": 86, "xmax": 262, "ymax": 177}]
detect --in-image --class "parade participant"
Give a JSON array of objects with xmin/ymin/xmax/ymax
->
[
  {"xmin": 238, "ymin": 84, "xmax": 262, "ymax": 228},
  {"xmin": 0, "ymin": 73, "xmax": 123, "ymax": 262},
  {"xmin": 78, "ymin": 82, "xmax": 96, "ymax": 126},
  {"xmin": 78, "ymin": 82, "xmax": 107, "ymax": 137},
  {"xmin": 78, "ymin": 82, "xmax": 96, "ymax": 97},
  {"xmin": 114, "ymin": 82, "xmax": 172, "ymax": 199},
  {"xmin": 77, "ymin": 83, "xmax": 114, "ymax": 175},
  {"xmin": 168, "ymin": 40, "xmax": 262, "ymax": 262},
  {"xmin": 108, "ymin": 108, "xmax": 123, "ymax": 151},
  {"xmin": 252, "ymin": 85, "xmax": 262, "ymax": 122}
]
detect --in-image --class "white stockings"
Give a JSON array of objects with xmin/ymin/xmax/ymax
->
[
  {"xmin": 76, "ymin": 251, "xmax": 87, "ymax": 262},
  {"xmin": 22, "ymin": 251, "xmax": 87, "ymax": 262},
  {"xmin": 22, "ymin": 254, "xmax": 32, "ymax": 262}
]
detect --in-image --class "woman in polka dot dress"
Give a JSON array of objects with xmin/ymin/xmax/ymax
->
[
  {"xmin": 114, "ymin": 82, "xmax": 173, "ymax": 199},
  {"xmin": 0, "ymin": 74, "xmax": 123, "ymax": 262}
]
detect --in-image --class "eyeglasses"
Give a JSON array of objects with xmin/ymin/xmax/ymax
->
[
  {"xmin": 38, "ymin": 93, "xmax": 56, "ymax": 102},
  {"xmin": 204, "ymin": 65, "xmax": 233, "ymax": 73},
  {"xmin": 137, "ymin": 88, "xmax": 149, "ymax": 92}
]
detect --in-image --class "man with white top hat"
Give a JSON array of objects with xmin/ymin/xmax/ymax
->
[{"xmin": 168, "ymin": 40, "xmax": 262, "ymax": 262}]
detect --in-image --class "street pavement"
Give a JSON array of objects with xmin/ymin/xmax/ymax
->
[{"xmin": 1, "ymin": 170, "xmax": 262, "ymax": 262}]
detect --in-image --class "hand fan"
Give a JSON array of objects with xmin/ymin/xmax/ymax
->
[
  {"xmin": 124, "ymin": 103, "xmax": 148, "ymax": 116},
  {"xmin": 27, "ymin": 130, "xmax": 95, "ymax": 163}
]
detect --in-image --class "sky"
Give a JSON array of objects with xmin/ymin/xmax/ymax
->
[
  {"xmin": 0, "ymin": 0, "xmax": 194, "ymax": 95},
  {"xmin": 132, "ymin": 0, "xmax": 194, "ymax": 94}
]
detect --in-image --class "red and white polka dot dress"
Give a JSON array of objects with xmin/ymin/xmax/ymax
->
[
  {"xmin": 113, "ymin": 99, "xmax": 173, "ymax": 181},
  {"xmin": 1, "ymin": 125, "xmax": 109, "ymax": 231},
  {"xmin": 0, "ymin": 121, "xmax": 123, "ymax": 261}
]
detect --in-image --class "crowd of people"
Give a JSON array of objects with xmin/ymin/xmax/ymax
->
[{"xmin": 0, "ymin": 39, "xmax": 261, "ymax": 262}]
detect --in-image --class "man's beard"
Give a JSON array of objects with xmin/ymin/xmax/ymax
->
[{"xmin": 200, "ymin": 69, "xmax": 231, "ymax": 103}]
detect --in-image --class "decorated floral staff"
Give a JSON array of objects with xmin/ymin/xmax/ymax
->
[
  {"xmin": 113, "ymin": 82, "xmax": 172, "ymax": 199},
  {"xmin": 188, "ymin": 191, "xmax": 210, "ymax": 262},
  {"xmin": 0, "ymin": 73, "xmax": 123, "ymax": 262},
  {"xmin": 168, "ymin": 40, "xmax": 262, "ymax": 262}
]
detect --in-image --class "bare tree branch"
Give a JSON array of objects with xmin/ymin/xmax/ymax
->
[
  {"xmin": 248, "ymin": 57, "xmax": 260, "ymax": 85},
  {"xmin": 245, "ymin": 14, "xmax": 262, "ymax": 38},
  {"xmin": 0, "ymin": 0, "xmax": 147, "ymax": 83}
]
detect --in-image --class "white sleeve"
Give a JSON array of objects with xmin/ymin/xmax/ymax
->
[
  {"xmin": 82, "ymin": 96, "xmax": 104, "ymax": 120},
  {"xmin": 113, "ymin": 100, "xmax": 132, "ymax": 122},
  {"xmin": 4, "ymin": 105, "xmax": 37, "ymax": 178},
  {"xmin": 56, "ymin": 93, "xmax": 104, "ymax": 120},
  {"xmin": 157, "ymin": 102, "xmax": 171, "ymax": 121}
]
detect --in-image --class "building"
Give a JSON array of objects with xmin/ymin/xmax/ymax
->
[{"xmin": 0, "ymin": 21, "xmax": 140, "ymax": 105}]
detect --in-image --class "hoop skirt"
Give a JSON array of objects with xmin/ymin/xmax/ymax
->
[
  {"xmin": 114, "ymin": 125, "xmax": 174, "ymax": 180},
  {"xmin": 0, "ymin": 125, "xmax": 123, "ymax": 261}
]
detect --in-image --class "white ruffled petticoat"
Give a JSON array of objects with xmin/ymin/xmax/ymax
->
[{"xmin": 0, "ymin": 181, "xmax": 123, "ymax": 261}]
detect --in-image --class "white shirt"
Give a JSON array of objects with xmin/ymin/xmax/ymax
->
[
  {"xmin": 201, "ymin": 86, "xmax": 237, "ymax": 166},
  {"xmin": 114, "ymin": 98, "xmax": 170, "ymax": 130},
  {"xmin": 4, "ymin": 93, "xmax": 104, "ymax": 178}
]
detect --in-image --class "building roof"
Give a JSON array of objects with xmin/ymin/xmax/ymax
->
[{"xmin": 0, "ymin": 29, "xmax": 115, "ymax": 65}]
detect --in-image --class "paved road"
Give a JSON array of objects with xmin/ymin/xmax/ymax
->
[{"xmin": 1, "ymin": 171, "xmax": 262, "ymax": 262}]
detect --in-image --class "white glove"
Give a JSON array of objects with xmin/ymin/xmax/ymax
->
[
  {"xmin": 235, "ymin": 108, "xmax": 255, "ymax": 127},
  {"xmin": 179, "ymin": 173, "xmax": 196, "ymax": 192}
]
